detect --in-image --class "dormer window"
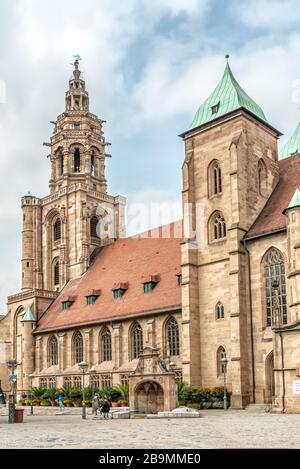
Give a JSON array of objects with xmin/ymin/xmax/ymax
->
[
  {"xmin": 62, "ymin": 301, "xmax": 73, "ymax": 310},
  {"xmin": 211, "ymin": 102, "xmax": 220, "ymax": 114},
  {"xmin": 143, "ymin": 282, "xmax": 156, "ymax": 293},
  {"xmin": 113, "ymin": 289, "xmax": 125, "ymax": 299},
  {"xmin": 142, "ymin": 275, "xmax": 160, "ymax": 293},
  {"xmin": 86, "ymin": 295, "xmax": 97, "ymax": 305}
]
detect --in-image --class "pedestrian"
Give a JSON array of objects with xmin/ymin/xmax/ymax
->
[
  {"xmin": 101, "ymin": 399, "xmax": 110, "ymax": 419},
  {"xmin": 57, "ymin": 394, "xmax": 64, "ymax": 411},
  {"xmin": 92, "ymin": 393, "xmax": 100, "ymax": 416}
]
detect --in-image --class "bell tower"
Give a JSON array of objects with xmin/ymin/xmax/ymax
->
[{"xmin": 21, "ymin": 57, "xmax": 126, "ymax": 292}]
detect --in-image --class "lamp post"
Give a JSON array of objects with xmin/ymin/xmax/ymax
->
[
  {"xmin": 221, "ymin": 357, "xmax": 228, "ymax": 410},
  {"xmin": 79, "ymin": 361, "xmax": 88, "ymax": 419},
  {"xmin": 7, "ymin": 358, "xmax": 17, "ymax": 423}
]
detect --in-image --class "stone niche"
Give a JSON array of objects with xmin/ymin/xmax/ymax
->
[{"xmin": 129, "ymin": 346, "xmax": 178, "ymax": 414}]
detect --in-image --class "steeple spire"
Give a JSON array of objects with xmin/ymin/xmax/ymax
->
[
  {"xmin": 279, "ymin": 120, "xmax": 300, "ymax": 160},
  {"xmin": 186, "ymin": 59, "xmax": 267, "ymax": 133}
]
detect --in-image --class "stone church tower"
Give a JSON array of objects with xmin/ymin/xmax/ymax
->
[{"xmin": 2, "ymin": 59, "xmax": 126, "ymax": 391}]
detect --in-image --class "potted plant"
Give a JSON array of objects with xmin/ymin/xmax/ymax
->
[
  {"xmin": 40, "ymin": 400, "xmax": 51, "ymax": 406},
  {"xmin": 85, "ymin": 399, "xmax": 92, "ymax": 408},
  {"xmin": 63, "ymin": 399, "xmax": 73, "ymax": 407},
  {"xmin": 117, "ymin": 400, "xmax": 128, "ymax": 407},
  {"xmin": 42, "ymin": 388, "xmax": 60, "ymax": 406},
  {"xmin": 25, "ymin": 399, "xmax": 32, "ymax": 406}
]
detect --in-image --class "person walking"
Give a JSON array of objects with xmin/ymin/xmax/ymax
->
[
  {"xmin": 101, "ymin": 399, "xmax": 110, "ymax": 419},
  {"xmin": 92, "ymin": 393, "xmax": 100, "ymax": 416},
  {"xmin": 57, "ymin": 394, "xmax": 65, "ymax": 412}
]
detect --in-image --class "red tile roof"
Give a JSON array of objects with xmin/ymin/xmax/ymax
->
[
  {"xmin": 36, "ymin": 221, "xmax": 183, "ymax": 333},
  {"xmin": 246, "ymin": 154, "xmax": 300, "ymax": 239}
]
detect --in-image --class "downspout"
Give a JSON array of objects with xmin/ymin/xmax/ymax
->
[
  {"xmin": 279, "ymin": 331, "xmax": 286, "ymax": 413},
  {"xmin": 242, "ymin": 239, "xmax": 256, "ymax": 403}
]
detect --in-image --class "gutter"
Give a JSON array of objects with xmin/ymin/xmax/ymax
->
[{"xmin": 279, "ymin": 331, "xmax": 286, "ymax": 413}]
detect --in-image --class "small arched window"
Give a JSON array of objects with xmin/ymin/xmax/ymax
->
[
  {"xmin": 73, "ymin": 331, "xmax": 83, "ymax": 364},
  {"xmin": 90, "ymin": 216, "xmax": 98, "ymax": 238},
  {"xmin": 74, "ymin": 148, "xmax": 81, "ymax": 172},
  {"xmin": 53, "ymin": 218, "xmax": 61, "ymax": 241},
  {"xmin": 59, "ymin": 153, "xmax": 64, "ymax": 176},
  {"xmin": 49, "ymin": 335, "xmax": 58, "ymax": 366},
  {"xmin": 131, "ymin": 323, "xmax": 143, "ymax": 359},
  {"xmin": 54, "ymin": 259, "xmax": 60, "ymax": 286},
  {"xmin": 101, "ymin": 328, "xmax": 112, "ymax": 362},
  {"xmin": 263, "ymin": 248, "xmax": 287, "ymax": 326},
  {"xmin": 166, "ymin": 317, "xmax": 180, "ymax": 356},
  {"xmin": 217, "ymin": 346, "xmax": 227, "ymax": 376},
  {"xmin": 210, "ymin": 211, "xmax": 226, "ymax": 242},
  {"xmin": 209, "ymin": 160, "xmax": 222, "ymax": 196},
  {"xmin": 216, "ymin": 302, "xmax": 224, "ymax": 319}
]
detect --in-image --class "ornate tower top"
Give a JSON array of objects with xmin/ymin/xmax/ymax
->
[{"xmin": 65, "ymin": 56, "xmax": 89, "ymax": 112}]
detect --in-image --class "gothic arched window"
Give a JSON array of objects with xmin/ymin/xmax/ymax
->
[
  {"xmin": 54, "ymin": 259, "xmax": 60, "ymax": 286},
  {"xmin": 59, "ymin": 153, "xmax": 64, "ymax": 176},
  {"xmin": 210, "ymin": 211, "xmax": 226, "ymax": 242},
  {"xmin": 216, "ymin": 302, "xmax": 224, "ymax": 319},
  {"xmin": 90, "ymin": 216, "xmax": 98, "ymax": 238},
  {"xmin": 53, "ymin": 218, "xmax": 61, "ymax": 241},
  {"xmin": 73, "ymin": 331, "xmax": 83, "ymax": 364},
  {"xmin": 166, "ymin": 317, "xmax": 180, "ymax": 356},
  {"xmin": 101, "ymin": 328, "xmax": 112, "ymax": 362},
  {"xmin": 74, "ymin": 148, "xmax": 81, "ymax": 172},
  {"xmin": 209, "ymin": 160, "xmax": 222, "ymax": 196},
  {"xmin": 131, "ymin": 323, "xmax": 143, "ymax": 359},
  {"xmin": 263, "ymin": 248, "xmax": 287, "ymax": 326},
  {"xmin": 48, "ymin": 335, "xmax": 58, "ymax": 366},
  {"xmin": 217, "ymin": 346, "xmax": 227, "ymax": 376}
]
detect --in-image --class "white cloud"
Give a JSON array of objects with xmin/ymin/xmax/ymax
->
[{"xmin": 232, "ymin": 0, "xmax": 300, "ymax": 29}]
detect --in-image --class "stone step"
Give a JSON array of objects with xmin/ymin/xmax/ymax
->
[{"xmin": 245, "ymin": 404, "xmax": 272, "ymax": 412}]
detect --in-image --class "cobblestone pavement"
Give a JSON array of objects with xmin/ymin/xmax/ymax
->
[{"xmin": 0, "ymin": 409, "xmax": 299, "ymax": 449}]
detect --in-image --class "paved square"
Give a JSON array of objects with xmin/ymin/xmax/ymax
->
[{"xmin": 0, "ymin": 410, "xmax": 299, "ymax": 448}]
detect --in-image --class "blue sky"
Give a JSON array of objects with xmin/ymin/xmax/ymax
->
[{"xmin": 1, "ymin": 0, "xmax": 300, "ymax": 311}]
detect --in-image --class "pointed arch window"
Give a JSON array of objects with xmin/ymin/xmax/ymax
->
[
  {"xmin": 263, "ymin": 248, "xmax": 287, "ymax": 326},
  {"xmin": 210, "ymin": 211, "xmax": 226, "ymax": 242},
  {"xmin": 90, "ymin": 216, "xmax": 98, "ymax": 238},
  {"xmin": 54, "ymin": 259, "xmax": 60, "ymax": 286},
  {"xmin": 91, "ymin": 150, "xmax": 95, "ymax": 176},
  {"xmin": 209, "ymin": 160, "xmax": 222, "ymax": 197},
  {"xmin": 49, "ymin": 335, "xmax": 58, "ymax": 366},
  {"xmin": 101, "ymin": 328, "xmax": 112, "ymax": 362},
  {"xmin": 217, "ymin": 346, "xmax": 227, "ymax": 376},
  {"xmin": 74, "ymin": 148, "xmax": 81, "ymax": 172},
  {"xmin": 131, "ymin": 323, "xmax": 143, "ymax": 359},
  {"xmin": 216, "ymin": 302, "xmax": 224, "ymax": 319},
  {"xmin": 166, "ymin": 317, "xmax": 180, "ymax": 356},
  {"xmin": 59, "ymin": 153, "xmax": 64, "ymax": 176},
  {"xmin": 54, "ymin": 218, "xmax": 61, "ymax": 241},
  {"xmin": 73, "ymin": 331, "xmax": 83, "ymax": 364}
]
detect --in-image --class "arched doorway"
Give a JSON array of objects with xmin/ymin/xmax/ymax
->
[
  {"xmin": 134, "ymin": 381, "xmax": 164, "ymax": 414},
  {"xmin": 265, "ymin": 351, "xmax": 274, "ymax": 403}
]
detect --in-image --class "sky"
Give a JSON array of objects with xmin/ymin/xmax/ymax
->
[{"xmin": 1, "ymin": 0, "xmax": 300, "ymax": 312}]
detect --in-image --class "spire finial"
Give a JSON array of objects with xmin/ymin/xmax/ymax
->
[
  {"xmin": 72, "ymin": 54, "xmax": 82, "ymax": 79},
  {"xmin": 225, "ymin": 54, "xmax": 230, "ymax": 63}
]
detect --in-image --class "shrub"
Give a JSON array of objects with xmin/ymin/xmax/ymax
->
[
  {"xmin": 114, "ymin": 384, "xmax": 129, "ymax": 401},
  {"xmin": 40, "ymin": 400, "xmax": 51, "ymax": 407},
  {"xmin": 70, "ymin": 388, "xmax": 82, "ymax": 400},
  {"xmin": 42, "ymin": 388, "xmax": 60, "ymax": 402},
  {"xmin": 102, "ymin": 387, "xmax": 121, "ymax": 402},
  {"xmin": 212, "ymin": 401, "xmax": 224, "ymax": 409},
  {"xmin": 24, "ymin": 399, "xmax": 32, "ymax": 406},
  {"xmin": 31, "ymin": 387, "xmax": 46, "ymax": 399}
]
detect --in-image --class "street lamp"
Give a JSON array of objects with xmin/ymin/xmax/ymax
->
[
  {"xmin": 78, "ymin": 361, "xmax": 88, "ymax": 419},
  {"xmin": 7, "ymin": 358, "xmax": 17, "ymax": 423},
  {"xmin": 221, "ymin": 356, "xmax": 228, "ymax": 410}
]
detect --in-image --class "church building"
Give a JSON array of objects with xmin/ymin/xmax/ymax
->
[{"xmin": 1, "ymin": 57, "xmax": 300, "ymax": 413}]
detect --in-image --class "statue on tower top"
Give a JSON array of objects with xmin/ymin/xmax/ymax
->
[{"xmin": 72, "ymin": 54, "xmax": 82, "ymax": 80}]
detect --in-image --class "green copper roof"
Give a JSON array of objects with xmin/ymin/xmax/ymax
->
[
  {"xmin": 287, "ymin": 188, "xmax": 300, "ymax": 209},
  {"xmin": 21, "ymin": 306, "xmax": 36, "ymax": 322},
  {"xmin": 187, "ymin": 62, "xmax": 267, "ymax": 132},
  {"xmin": 279, "ymin": 120, "xmax": 300, "ymax": 159}
]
